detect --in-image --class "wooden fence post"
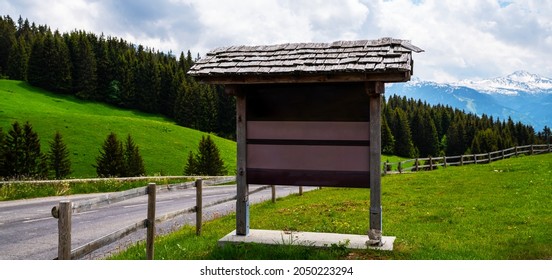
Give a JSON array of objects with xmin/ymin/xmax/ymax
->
[
  {"xmin": 429, "ymin": 157, "xmax": 433, "ymax": 170},
  {"xmin": 549, "ymin": 144, "xmax": 551, "ymax": 153},
  {"xmin": 473, "ymin": 154, "xmax": 477, "ymax": 164},
  {"xmin": 398, "ymin": 161, "xmax": 403, "ymax": 173},
  {"xmin": 146, "ymin": 183, "xmax": 156, "ymax": 260},
  {"xmin": 530, "ymin": 145, "xmax": 534, "ymax": 155},
  {"xmin": 299, "ymin": 186, "xmax": 303, "ymax": 196},
  {"xmin": 383, "ymin": 162, "xmax": 388, "ymax": 175},
  {"xmin": 443, "ymin": 156, "xmax": 447, "ymax": 168},
  {"xmin": 58, "ymin": 201, "xmax": 72, "ymax": 260},
  {"xmin": 460, "ymin": 155, "xmax": 464, "ymax": 166},
  {"xmin": 488, "ymin": 152, "xmax": 492, "ymax": 163},
  {"xmin": 271, "ymin": 185, "xmax": 276, "ymax": 203},
  {"xmin": 502, "ymin": 149, "xmax": 505, "ymax": 160},
  {"xmin": 414, "ymin": 159, "xmax": 418, "ymax": 172},
  {"xmin": 195, "ymin": 179, "xmax": 203, "ymax": 236},
  {"xmin": 515, "ymin": 146, "xmax": 518, "ymax": 156}
]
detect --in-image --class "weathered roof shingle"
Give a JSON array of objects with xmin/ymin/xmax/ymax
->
[{"xmin": 188, "ymin": 37, "xmax": 423, "ymax": 84}]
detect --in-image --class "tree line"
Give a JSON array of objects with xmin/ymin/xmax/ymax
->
[
  {"xmin": 0, "ymin": 121, "xmax": 71, "ymax": 179},
  {"xmin": 0, "ymin": 120, "xmax": 227, "ymax": 180},
  {"xmin": 382, "ymin": 95, "xmax": 549, "ymax": 158},
  {"xmin": 0, "ymin": 15, "xmax": 236, "ymax": 139}
]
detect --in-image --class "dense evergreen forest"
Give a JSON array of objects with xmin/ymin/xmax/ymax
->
[
  {"xmin": 1, "ymin": 15, "xmax": 549, "ymax": 160},
  {"xmin": 0, "ymin": 15, "xmax": 235, "ymax": 139},
  {"xmin": 382, "ymin": 95, "xmax": 549, "ymax": 158}
]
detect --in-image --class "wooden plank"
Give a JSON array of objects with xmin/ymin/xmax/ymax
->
[
  {"xmin": 236, "ymin": 92, "xmax": 249, "ymax": 236},
  {"xmin": 247, "ymin": 145, "xmax": 370, "ymax": 172},
  {"xmin": 246, "ymin": 83, "xmax": 370, "ymax": 122},
  {"xmin": 196, "ymin": 179, "xmax": 203, "ymax": 236},
  {"xmin": 194, "ymin": 72, "xmax": 411, "ymax": 85},
  {"xmin": 367, "ymin": 82, "xmax": 383, "ymax": 243},
  {"xmin": 247, "ymin": 121, "xmax": 370, "ymax": 141},
  {"xmin": 58, "ymin": 201, "xmax": 72, "ymax": 260},
  {"xmin": 146, "ymin": 183, "xmax": 156, "ymax": 260},
  {"xmin": 247, "ymin": 169, "xmax": 370, "ymax": 187}
]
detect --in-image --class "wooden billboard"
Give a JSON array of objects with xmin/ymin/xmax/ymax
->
[{"xmin": 189, "ymin": 38, "xmax": 422, "ymax": 240}]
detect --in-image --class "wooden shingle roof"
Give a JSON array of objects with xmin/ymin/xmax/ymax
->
[{"xmin": 188, "ymin": 37, "xmax": 423, "ymax": 84}]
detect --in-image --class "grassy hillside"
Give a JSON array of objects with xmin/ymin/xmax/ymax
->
[
  {"xmin": 0, "ymin": 80, "xmax": 237, "ymax": 178},
  {"xmin": 111, "ymin": 153, "xmax": 552, "ymax": 260}
]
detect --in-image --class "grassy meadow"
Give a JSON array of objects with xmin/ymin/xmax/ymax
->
[
  {"xmin": 110, "ymin": 153, "xmax": 552, "ymax": 260},
  {"xmin": 0, "ymin": 80, "xmax": 237, "ymax": 178}
]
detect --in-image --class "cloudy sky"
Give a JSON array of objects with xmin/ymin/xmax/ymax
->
[{"xmin": 1, "ymin": 0, "xmax": 551, "ymax": 82}]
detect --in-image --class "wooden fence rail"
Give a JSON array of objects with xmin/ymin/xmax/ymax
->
[
  {"xmin": 50, "ymin": 177, "xmax": 280, "ymax": 260},
  {"xmin": 384, "ymin": 144, "xmax": 552, "ymax": 175}
]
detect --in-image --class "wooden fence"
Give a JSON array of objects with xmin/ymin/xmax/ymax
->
[
  {"xmin": 50, "ymin": 176, "xmax": 281, "ymax": 260},
  {"xmin": 383, "ymin": 144, "xmax": 552, "ymax": 175}
]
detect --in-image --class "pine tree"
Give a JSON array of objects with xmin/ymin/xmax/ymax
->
[
  {"xmin": 471, "ymin": 128, "xmax": 499, "ymax": 154},
  {"xmin": 48, "ymin": 131, "xmax": 71, "ymax": 179},
  {"xmin": 381, "ymin": 114, "xmax": 395, "ymax": 154},
  {"xmin": 392, "ymin": 108, "xmax": 417, "ymax": 158},
  {"xmin": 183, "ymin": 151, "xmax": 198, "ymax": 175},
  {"xmin": 184, "ymin": 135, "xmax": 226, "ymax": 176},
  {"xmin": 2, "ymin": 121, "xmax": 25, "ymax": 178},
  {"xmin": 123, "ymin": 134, "xmax": 145, "ymax": 177},
  {"xmin": 68, "ymin": 31, "xmax": 97, "ymax": 99},
  {"xmin": 95, "ymin": 132, "xmax": 125, "ymax": 177},
  {"xmin": 22, "ymin": 121, "xmax": 43, "ymax": 177},
  {"xmin": 7, "ymin": 36, "xmax": 28, "ymax": 80}
]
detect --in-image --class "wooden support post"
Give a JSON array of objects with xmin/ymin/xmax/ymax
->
[
  {"xmin": 473, "ymin": 154, "xmax": 477, "ymax": 164},
  {"xmin": 429, "ymin": 157, "xmax": 433, "ymax": 170},
  {"xmin": 530, "ymin": 145, "xmax": 534, "ymax": 155},
  {"xmin": 146, "ymin": 183, "xmax": 156, "ymax": 260},
  {"xmin": 398, "ymin": 161, "xmax": 402, "ymax": 173},
  {"xmin": 414, "ymin": 158, "xmax": 419, "ymax": 171},
  {"xmin": 236, "ymin": 92, "xmax": 249, "ymax": 236},
  {"xmin": 515, "ymin": 146, "xmax": 518, "ymax": 156},
  {"xmin": 443, "ymin": 156, "xmax": 447, "ymax": 168},
  {"xmin": 271, "ymin": 185, "xmax": 276, "ymax": 203},
  {"xmin": 367, "ymin": 82, "xmax": 383, "ymax": 243},
  {"xmin": 299, "ymin": 186, "xmax": 303, "ymax": 196},
  {"xmin": 58, "ymin": 201, "xmax": 72, "ymax": 260},
  {"xmin": 383, "ymin": 162, "xmax": 388, "ymax": 176},
  {"xmin": 195, "ymin": 179, "xmax": 203, "ymax": 236},
  {"xmin": 460, "ymin": 155, "xmax": 464, "ymax": 166},
  {"xmin": 488, "ymin": 152, "xmax": 492, "ymax": 163},
  {"xmin": 502, "ymin": 149, "xmax": 505, "ymax": 160}
]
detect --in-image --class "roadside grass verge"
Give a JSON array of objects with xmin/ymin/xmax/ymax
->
[
  {"xmin": 0, "ymin": 178, "xmax": 192, "ymax": 201},
  {"xmin": 109, "ymin": 154, "xmax": 552, "ymax": 260}
]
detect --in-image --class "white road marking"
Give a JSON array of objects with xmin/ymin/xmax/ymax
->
[
  {"xmin": 123, "ymin": 203, "xmax": 147, "ymax": 209},
  {"xmin": 123, "ymin": 200, "xmax": 174, "ymax": 209},
  {"xmin": 74, "ymin": 210, "xmax": 99, "ymax": 216},
  {"xmin": 22, "ymin": 217, "xmax": 51, "ymax": 223}
]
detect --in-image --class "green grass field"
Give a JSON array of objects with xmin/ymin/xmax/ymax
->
[
  {"xmin": 110, "ymin": 153, "xmax": 552, "ymax": 260},
  {"xmin": 0, "ymin": 80, "xmax": 237, "ymax": 178}
]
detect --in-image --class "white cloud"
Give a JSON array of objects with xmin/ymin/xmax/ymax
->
[
  {"xmin": 360, "ymin": 0, "xmax": 552, "ymax": 82},
  {"xmin": 186, "ymin": 0, "xmax": 370, "ymax": 53}
]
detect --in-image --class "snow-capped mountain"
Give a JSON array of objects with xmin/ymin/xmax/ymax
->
[
  {"xmin": 455, "ymin": 70, "xmax": 552, "ymax": 95},
  {"xmin": 386, "ymin": 71, "xmax": 552, "ymax": 131}
]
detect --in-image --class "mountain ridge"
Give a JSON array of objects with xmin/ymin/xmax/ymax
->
[{"xmin": 387, "ymin": 71, "xmax": 552, "ymax": 131}]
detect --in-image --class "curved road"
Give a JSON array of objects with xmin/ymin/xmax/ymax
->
[{"xmin": 0, "ymin": 184, "xmax": 315, "ymax": 260}]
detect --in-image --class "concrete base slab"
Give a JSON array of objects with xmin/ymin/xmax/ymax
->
[{"xmin": 219, "ymin": 229, "xmax": 395, "ymax": 251}]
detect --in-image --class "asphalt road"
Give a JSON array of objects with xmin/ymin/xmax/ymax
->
[{"xmin": 0, "ymin": 184, "xmax": 314, "ymax": 260}]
